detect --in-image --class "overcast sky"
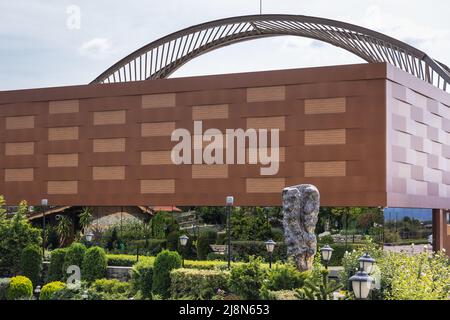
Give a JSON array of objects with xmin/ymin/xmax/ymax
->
[{"xmin": 1, "ymin": 0, "xmax": 450, "ymax": 91}]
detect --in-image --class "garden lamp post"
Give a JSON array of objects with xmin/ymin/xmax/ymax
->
[
  {"xmin": 34, "ymin": 285, "xmax": 41, "ymax": 300},
  {"xmin": 265, "ymin": 239, "xmax": 276, "ymax": 268},
  {"xmin": 226, "ymin": 196, "xmax": 234, "ymax": 270},
  {"xmin": 320, "ymin": 244, "xmax": 334, "ymax": 269},
  {"xmin": 179, "ymin": 234, "xmax": 189, "ymax": 267},
  {"xmin": 85, "ymin": 231, "xmax": 94, "ymax": 248},
  {"xmin": 41, "ymin": 199, "xmax": 48, "ymax": 259},
  {"xmin": 358, "ymin": 253, "xmax": 375, "ymax": 274},
  {"xmin": 349, "ymin": 270, "xmax": 374, "ymax": 300}
]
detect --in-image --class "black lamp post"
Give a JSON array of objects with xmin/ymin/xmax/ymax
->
[
  {"xmin": 179, "ymin": 234, "xmax": 189, "ymax": 267},
  {"xmin": 320, "ymin": 244, "xmax": 334, "ymax": 269},
  {"xmin": 349, "ymin": 270, "xmax": 374, "ymax": 300},
  {"xmin": 349, "ymin": 253, "xmax": 376, "ymax": 299},
  {"xmin": 358, "ymin": 253, "xmax": 375, "ymax": 274},
  {"xmin": 85, "ymin": 231, "xmax": 94, "ymax": 248},
  {"xmin": 265, "ymin": 239, "xmax": 276, "ymax": 268},
  {"xmin": 226, "ymin": 196, "xmax": 234, "ymax": 270},
  {"xmin": 41, "ymin": 199, "xmax": 48, "ymax": 259},
  {"xmin": 34, "ymin": 285, "xmax": 41, "ymax": 300}
]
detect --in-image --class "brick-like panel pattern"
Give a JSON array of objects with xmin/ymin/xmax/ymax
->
[
  {"xmin": 6, "ymin": 115, "xmax": 34, "ymax": 129},
  {"xmin": 304, "ymin": 98, "xmax": 346, "ymax": 114},
  {"xmin": 141, "ymin": 122, "xmax": 175, "ymax": 137},
  {"xmin": 93, "ymin": 166, "xmax": 125, "ymax": 180},
  {"xmin": 141, "ymin": 151, "xmax": 172, "ymax": 165},
  {"xmin": 93, "ymin": 110, "xmax": 126, "ymax": 125},
  {"xmin": 247, "ymin": 86, "xmax": 285, "ymax": 102},
  {"xmin": 47, "ymin": 181, "xmax": 78, "ymax": 194},
  {"xmin": 246, "ymin": 178, "xmax": 286, "ymax": 193},
  {"xmin": 192, "ymin": 165, "xmax": 228, "ymax": 178},
  {"xmin": 49, "ymin": 100, "xmax": 79, "ymax": 114},
  {"xmin": 304, "ymin": 161, "xmax": 346, "ymax": 177},
  {"xmin": 93, "ymin": 138, "xmax": 126, "ymax": 153},
  {"xmin": 48, "ymin": 127, "xmax": 79, "ymax": 141},
  {"xmin": 192, "ymin": 104, "xmax": 228, "ymax": 120},
  {"xmin": 5, "ymin": 142, "xmax": 34, "ymax": 155},
  {"xmin": 140, "ymin": 179, "xmax": 175, "ymax": 193},
  {"xmin": 0, "ymin": 63, "xmax": 390, "ymax": 206},
  {"xmin": 48, "ymin": 154, "xmax": 78, "ymax": 167},
  {"xmin": 305, "ymin": 129, "xmax": 346, "ymax": 145},
  {"xmin": 5, "ymin": 168, "xmax": 33, "ymax": 181},
  {"xmin": 246, "ymin": 116, "xmax": 285, "ymax": 130},
  {"xmin": 142, "ymin": 93, "xmax": 176, "ymax": 108}
]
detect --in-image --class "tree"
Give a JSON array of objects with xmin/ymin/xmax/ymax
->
[
  {"xmin": 0, "ymin": 199, "xmax": 42, "ymax": 277},
  {"xmin": 78, "ymin": 207, "xmax": 93, "ymax": 234},
  {"xmin": 231, "ymin": 207, "xmax": 272, "ymax": 241},
  {"xmin": 56, "ymin": 215, "xmax": 73, "ymax": 246}
]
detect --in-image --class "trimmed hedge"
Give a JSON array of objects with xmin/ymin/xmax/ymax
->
[
  {"xmin": 47, "ymin": 248, "xmax": 67, "ymax": 282},
  {"xmin": 171, "ymin": 268, "xmax": 229, "ymax": 300},
  {"xmin": 40, "ymin": 281, "xmax": 66, "ymax": 300},
  {"xmin": 82, "ymin": 246, "xmax": 107, "ymax": 282},
  {"xmin": 152, "ymin": 250, "xmax": 182, "ymax": 298},
  {"xmin": 230, "ymin": 241, "xmax": 287, "ymax": 262},
  {"xmin": 7, "ymin": 276, "xmax": 33, "ymax": 300},
  {"xmin": 62, "ymin": 243, "xmax": 87, "ymax": 279},
  {"xmin": 0, "ymin": 278, "xmax": 10, "ymax": 300},
  {"xmin": 20, "ymin": 245, "xmax": 42, "ymax": 287},
  {"xmin": 197, "ymin": 230, "xmax": 217, "ymax": 260},
  {"xmin": 324, "ymin": 243, "xmax": 365, "ymax": 266},
  {"xmin": 131, "ymin": 260, "xmax": 153, "ymax": 298},
  {"xmin": 107, "ymin": 254, "xmax": 154, "ymax": 267}
]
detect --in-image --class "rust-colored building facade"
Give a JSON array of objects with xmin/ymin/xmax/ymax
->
[{"xmin": 0, "ymin": 62, "xmax": 449, "ymax": 250}]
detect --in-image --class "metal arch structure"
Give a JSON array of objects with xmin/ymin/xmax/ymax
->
[{"xmin": 91, "ymin": 14, "xmax": 450, "ymax": 92}]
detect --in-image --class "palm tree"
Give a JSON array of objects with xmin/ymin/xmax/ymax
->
[
  {"xmin": 56, "ymin": 215, "xmax": 73, "ymax": 246},
  {"xmin": 78, "ymin": 207, "xmax": 93, "ymax": 234}
]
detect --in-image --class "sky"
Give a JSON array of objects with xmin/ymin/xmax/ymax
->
[{"xmin": 1, "ymin": 0, "xmax": 450, "ymax": 91}]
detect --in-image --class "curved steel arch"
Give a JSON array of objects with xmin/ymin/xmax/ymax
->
[{"xmin": 92, "ymin": 14, "xmax": 450, "ymax": 92}]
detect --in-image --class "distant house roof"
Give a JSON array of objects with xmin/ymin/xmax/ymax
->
[{"xmin": 27, "ymin": 205, "xmax": 182, "ymax": 221}]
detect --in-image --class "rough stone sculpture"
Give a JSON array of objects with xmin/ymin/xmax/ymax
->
[{"xmin": 282, "ymin": 184, "xmax": 320, "ymax": 271}]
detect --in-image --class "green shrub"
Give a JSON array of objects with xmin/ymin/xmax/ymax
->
[
  {"xmin": 197, "ymin": 230, "xmax": 217, "ymax": 260},
  {"xmin": 0, "ymin": 278, "xmax": 10, "ymax": 300},
  {"xmin": 206, "ymin": 252, "xmax": 227, "ymax": 261},
  {"xmin": 107, "ymin": 254, "xmax": 154, "ymax": 267},
  {"xmin": 47, "ymin": 248, "xmax": 68, "ymax": 282},
  {"xmin": 170, "ymin": 268, "xmax": 229, "ymax": 299},
  {"xmin": 261, "ymin": 290, "xmax": 298, "ymax": 300},
  {"xmin": 131, "ymin": 259, "xmax": 153, "ymax": 298},
  {"xmin": 20, "ymin": 245, "xmax": 42, "ymax": 287},
  {"xmin": 166, "ymin": 231, "xmax": 181, "ymax": 251},
  {"xmin": 228, "ymin": 257, "xmax": 266, "ymax": 299},
  {"xmin": 231, "ymin": 241, "xmax": 287, "ymax": 262},
  {"xmin": 149, "ymin": 212, "xmax": 179, "ymax": 239},
  {"xmin": 216, "ymin": 232, "xmax": 226, "ymax": 245},
  {"xmin": 82, "ymin": 246, "xmax": 107, "ymax": 282},
  {"xmin": 0, "ymin": 200, "xmax": 41, "ymax": 276},
  {"xmin": 40, "ymin": 281, "xmax": 66, "ymax": 300},
  {"xmin": 379, "ymin": 251, "xmax": 450, "ymax": 300},
  {"xmin": 6, "ymin": 276, "xmax": 33, "ymax": 300},
  {"xmin": 326, "ymin": 243, "xmax": 366, "ymax": 267},
  {"xmin": 261, "ymin": 263, "xmax": 309, "ymax": 292},
  {"xmin": 88, "ymin": 278, "xmax": 131, "ymax": 300},
  {"xmin": 152, "ymin": 250, "xmax": 182, "ymax": 298},
  {"xmin": 62, "ymin": 243, "xmax": 87, "ymax": 279}
]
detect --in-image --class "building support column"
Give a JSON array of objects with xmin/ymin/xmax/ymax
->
[{"xmin": 432, "ymin": 209, "xmax": 445, "ymax": 252}]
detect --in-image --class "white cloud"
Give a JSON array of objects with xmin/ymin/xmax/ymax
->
[{"xmin": 78, "ymin": 38, "xmax": 113, "ymax": 60}]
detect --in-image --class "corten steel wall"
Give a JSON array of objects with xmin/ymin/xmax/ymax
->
[{"xmin": 1, "ymin": 63, "xmax": 388, "ymax": 207}]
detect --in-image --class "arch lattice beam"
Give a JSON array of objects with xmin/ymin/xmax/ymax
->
[{"xmin": 91, "ymin": 14, "xmax": 450, "ymax": 93}]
